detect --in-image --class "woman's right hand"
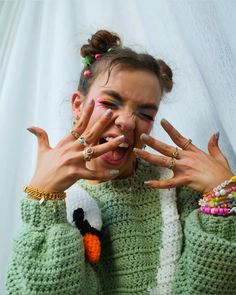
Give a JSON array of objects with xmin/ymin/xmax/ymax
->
[{"xmin": 28, "ymin": 100, "xmax": 123, "ymax": 193}]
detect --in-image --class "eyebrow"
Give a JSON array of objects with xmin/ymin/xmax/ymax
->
[{"xmin": 101, "ymin": 90, "xmax": 158, "ymax": 111}]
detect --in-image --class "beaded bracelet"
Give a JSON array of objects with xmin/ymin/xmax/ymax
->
[{"xmin": 199, "ymin": 176, "xmax": 236, "ymax": 216}]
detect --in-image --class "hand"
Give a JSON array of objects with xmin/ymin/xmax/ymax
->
[
  {"xmin": 134, "ymin": 119, "xmax": 233, "ymax": 193},
  {"xmin": 28, "ymin": 100, "xmax": 124, "ymax": 193}
]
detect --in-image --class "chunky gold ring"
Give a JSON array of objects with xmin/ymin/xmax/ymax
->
[
  {"xmin": 182, "ymin": 139, "xmax": 192, "ymax": 150},
  {"xmin": 78, "ymin": 136, "xmax": 89, "ymax": 147},
  {"xmin": 168, "ymin": 157, "xmax": 176, "ymax": 170},
  {"xmin": 83, "ymin": 147, "xmax": 94, "ymax": 162},
  {"xmin": 172, "ymin": 147, "xmax": 180, "ymax": 159},
  {"xmin": 70, "ymin": 129, "xmax": 80, "ymax": 140}
]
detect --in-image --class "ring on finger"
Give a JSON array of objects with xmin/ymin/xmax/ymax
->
[
  {"xmin": 78, "ymin": 136, "xmax": 89, "ymax": 147},
  {"xmin": 182, "ymin": 139, "xmax": 192, "ymax": 150},
  {"xmin": 83, "ymin": 146, "xmax": 94, "ymax": 162},
  {"xmin": 70, "ymin": 129, "xmax": 80, "ymax": 140},
  {"xmin": 172, "ymin": 147, "xmax": 180, "ymax": 159},
  {"xmin": 168, "ymin": 157, "xmax": 176, "ymax": 170}
]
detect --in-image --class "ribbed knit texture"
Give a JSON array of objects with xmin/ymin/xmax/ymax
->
[
  {"xmin": 174, "ymin": 210, "xmax": 236, "ymax": 294},
  {"xmin": 78, "ymin": 160, "xmax": 163, "ymax": 294},
  {"xmin": 6, "ymin": 199, "xmax": 97, "ymax": 295},
  {"xmin": 6, "ymin": 160, "xmax": 236, "ymax": 294}
]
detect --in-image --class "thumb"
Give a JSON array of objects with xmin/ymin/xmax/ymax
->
[
  {"xmin": 208, "ymin": 132, "xmax": 230, "ymax": 169},
  {"xmin": 27, "ymin": 126, "xmax": 50, "ymax": 151}
]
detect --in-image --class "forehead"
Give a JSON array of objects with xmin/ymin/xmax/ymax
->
[{"xmin": 88, "ymin": 68, "xmax": 162, "ymax": 105}]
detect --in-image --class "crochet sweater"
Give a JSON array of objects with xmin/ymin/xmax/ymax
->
[{"xmin": 6, "ymin": 160, "xmax": 236, "ymax": 295}]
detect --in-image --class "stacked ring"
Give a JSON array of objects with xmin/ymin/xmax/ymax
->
[
  {"xmin": 172, "ymin": 147, "xmax": 180, "ymax": 159},
  {"xmin": 168, "ymin": 157, "xmax": 176, "ymax": 170},
  {"xmin": 182, "ymin": 139, "xmax": 192, "ymax": 150},
  {"xmin": 83, "ymin": 147, "xmax": 94, "ymax": 162},
  {"xmin": 78, "ymin": 136, "xmax": 89, "ymax": 147},
  {"xmin": 70, "ymin": 129, "xmax": 80, "ymax": 140}
]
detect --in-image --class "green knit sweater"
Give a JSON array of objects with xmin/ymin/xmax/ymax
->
[{"xmin": 6, "ymin": 160, "xmax": 236, "ymax": 294}]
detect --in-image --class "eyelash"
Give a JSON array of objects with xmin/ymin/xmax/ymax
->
[{"xmin": 100, "ymin": 101, "xmax": 154, "ymax": 121}]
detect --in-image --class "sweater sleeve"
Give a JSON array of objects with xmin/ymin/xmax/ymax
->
[
  {"xmin": 174, "ymin": 196, "xmax": 236, "ymax": 294},
  {"xmin": 6, "ymin": 198, "xmax": 98, "ymax": 295}
]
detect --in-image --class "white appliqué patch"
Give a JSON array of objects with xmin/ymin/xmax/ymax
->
[{"xmin": 148, "ymin": 167, "xmax": 183, "ymax": 295}]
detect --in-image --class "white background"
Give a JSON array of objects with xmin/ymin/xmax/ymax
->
[{"xmin": 0, "ymin": 0, "xmax": 235, "ymax": 293}]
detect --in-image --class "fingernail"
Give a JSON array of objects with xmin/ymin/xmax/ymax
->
[
  {"xmin": 215, "ymin": 131, "xmax": 220, "ymax": 140},
  {"xmin": 133, "ymin": 147, "xmax": 141, "ymax": 153},
  {"xmin": 89, "ymin": 99, "xmax": 94, "ymax": 105},
  {"xmin": 110, "ymin": 169, "xmax": 119, "ymax": 177},
  {"xmin": 161, "ymin": 118, "xmax": 168, "ymax": 125},
  {"xmin": 140, "ymin": 133, "xmax": 149, "ymax": 141},
  {"xmin": 27, "ymin": 127, "xmax": 37, "ymax": 135},
  {"xmin": 144, "ymin": 181, "xmax": 151, "ymax": 186},
  {"xmin": 115, "ymin": 135, "xmax": 125, "ymax": 142},
  {"xmin": 105, "ymin": 109, "xmax": 112, "ymax": 116}
]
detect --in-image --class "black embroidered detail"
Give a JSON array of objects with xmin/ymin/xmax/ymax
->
[{"xmin": 73, "ymin": 208, "xmax": 102, "ymax": 240}]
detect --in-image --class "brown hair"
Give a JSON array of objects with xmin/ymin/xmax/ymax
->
[{"xmin": 78, "ymin": 30, "xmax": 173, "ymax": 96}]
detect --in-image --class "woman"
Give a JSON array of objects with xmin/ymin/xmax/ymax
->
[{"xmin": 6, "ymin": 30, "xmax": 236, "ymax": 295}]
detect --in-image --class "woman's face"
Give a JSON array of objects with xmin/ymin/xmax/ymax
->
[{"xmin": 72, "ymin": 68, "xmax": 162, "ymax": 182}]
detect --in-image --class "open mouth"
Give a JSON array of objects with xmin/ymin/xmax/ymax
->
[{"xmin": 99, "ymin": 136, "xmax": 130, "ymax": 164}]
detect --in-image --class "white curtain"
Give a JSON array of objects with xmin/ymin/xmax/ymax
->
[{"xmin": 0, "ymin": 0, "xmax": 235, "ymax": 293}]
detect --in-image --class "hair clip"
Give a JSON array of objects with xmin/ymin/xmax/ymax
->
[
  {"xmin": 95, "ymin": 53, "xmax": 102, "ymax": 60},
  {"xmin": 82, "ymin": 55, "xmax": 93, "ymax": 67},
  {"xmin": 84, "ymin": 70, "xmax": 92, "ymax": 77}
]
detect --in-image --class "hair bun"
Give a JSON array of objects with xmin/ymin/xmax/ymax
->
[
  {"xmin": 81, "ymin": 30, "xmax": 122, "ymax": 58},
  {"xmin": 156, "ymin": 59, "xmax": 173, "ymax": 93}
]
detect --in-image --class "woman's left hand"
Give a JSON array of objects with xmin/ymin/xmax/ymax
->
[{"xmin": 134, "ymin": 119, "xmax": 234, "ymax": 193}]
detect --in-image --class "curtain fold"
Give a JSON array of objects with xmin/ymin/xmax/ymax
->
[{"xmin": 0, "ymin": 0, "xmax": 235, "ymax": 293}]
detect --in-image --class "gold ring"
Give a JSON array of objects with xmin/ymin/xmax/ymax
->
[
  {"xmin": 70, "ymin": 129, "xmax": 80, "ymax": 140},
  {"xmin": 182, "ymin": 139, "xmax": 192, "ymax": 150},
  {"xmin": 83, "ymin": 147, "xmax": 94, "ymax": 162},
  {"xmin": 78, "ymin": 136, "xmax": 88, "ymax": 147},
  {"xmin": 172, "ymin": 147, "xmax": 180, "ymax": 159},
  {"xmin": 168, "ymin": 157, "xmax": 176, "ymax": 170}
]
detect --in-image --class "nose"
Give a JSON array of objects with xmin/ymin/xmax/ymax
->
[{"xmin": 114, "ymin": 110, "xmax": 136, "ymax": 132}]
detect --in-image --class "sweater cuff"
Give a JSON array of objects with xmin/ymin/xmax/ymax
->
[
  {"xmin": 21, "ymin": 197, "xmax": 67, "ymax": 228},
  {"xmin": 197, "ymin": 209, "xmax": 236, "ymax": 241}
]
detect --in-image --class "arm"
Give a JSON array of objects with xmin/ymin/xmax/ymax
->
[{"xmin": 6, "ymin": 198, "xmax": 97, "ymax": 295}]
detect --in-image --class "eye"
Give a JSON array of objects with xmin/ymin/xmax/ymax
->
[
  {"xmin": 138, "ymin": 113, "xmax": 154, "ymax": 121},
  {"xmin": 100, "ymin": 101, "xmax": 117, "ymax": 108}
]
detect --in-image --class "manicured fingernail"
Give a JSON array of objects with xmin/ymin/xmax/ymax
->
[
  {"xmin": 115, "ymin": 135, "xmax": 125, "ymax": 142},
  {"xmin": 89, "ymin": 99, "xmax": 94, "ymax": 105},
  {"xmin": 105, "ymin": 109, "xmax": 112, "ymax": 116},
  {"xmin": 215, "ymin": 131, "xmax": 220, "ymax": 140},
  {"xmin": 110, "ymin": 169, "xmax": 119, "ymax": 177},
  {"xmin": 161, "ymin": 118, "xmax": 168, "ymax": 125},
  {"xmin": 140, "ymin": 133, "xmax": 149, "ymax": 141},
  {"xmin": 144, "ymin": 181, "xmax": 151, "ymax": 186},
  {"xmin": 27, "ymin": 127, "xmax": 37, "ymax": 135}
]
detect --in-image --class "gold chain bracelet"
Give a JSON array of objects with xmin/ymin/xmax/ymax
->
[{"xmin": 23, "ymin": 185, "xmax": 66, "ymax": 205}]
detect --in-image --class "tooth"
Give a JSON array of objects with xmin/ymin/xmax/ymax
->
[{"xmin": 118, "ymin": 142, "xmax": 129, "ymax": 148}]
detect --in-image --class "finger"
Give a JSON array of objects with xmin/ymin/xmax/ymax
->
[
  {"xmin": 160, "ymin": 119, "xmax": 198, "ymax": 151},
  {"xmin": 208, "ymin": 132, "xmax": 230, "ymax": 169},
  {"xmin": 73, "ymin": 135, "xmax": 125, "ymax": 155},
  {"xmin": 133, "ymin": 148, "xmax": 170, "ymax": 167},
  {"xmin": 139, "ymin": 134, "xmax": 182, "ymax": 158},
  {"xmin": 80, "ymin": 109, "xmax": 113, "ymax": 144},
  {"xmin": 57, "ymin": 100, "xmax": 95, "ymax": 147},
  {"xmin": 82, "ymin": 168, "xmax": 120, "ymax": 181},
  {"xmin": 144, "ymin": 176, "xmax": 188, "ymax": 189},
  {"xmin": 27, "ymin": 127, "xmax": 50, "ymax": 152}
]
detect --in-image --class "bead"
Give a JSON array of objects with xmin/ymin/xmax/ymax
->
[
  {"xmin": 215, "ymin": 191, "xmax": 220, "ymax": 197},
  {"xmin": 84, "ymin": 70, "xmax": 92, "ymax": 77},
  {"xmin": 220, "ymin": 189, "xmax": 226, "ymax": 196},
  {"xmin": 95, "ymin": 53, "xmax": 102, "ymax": 59}
]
